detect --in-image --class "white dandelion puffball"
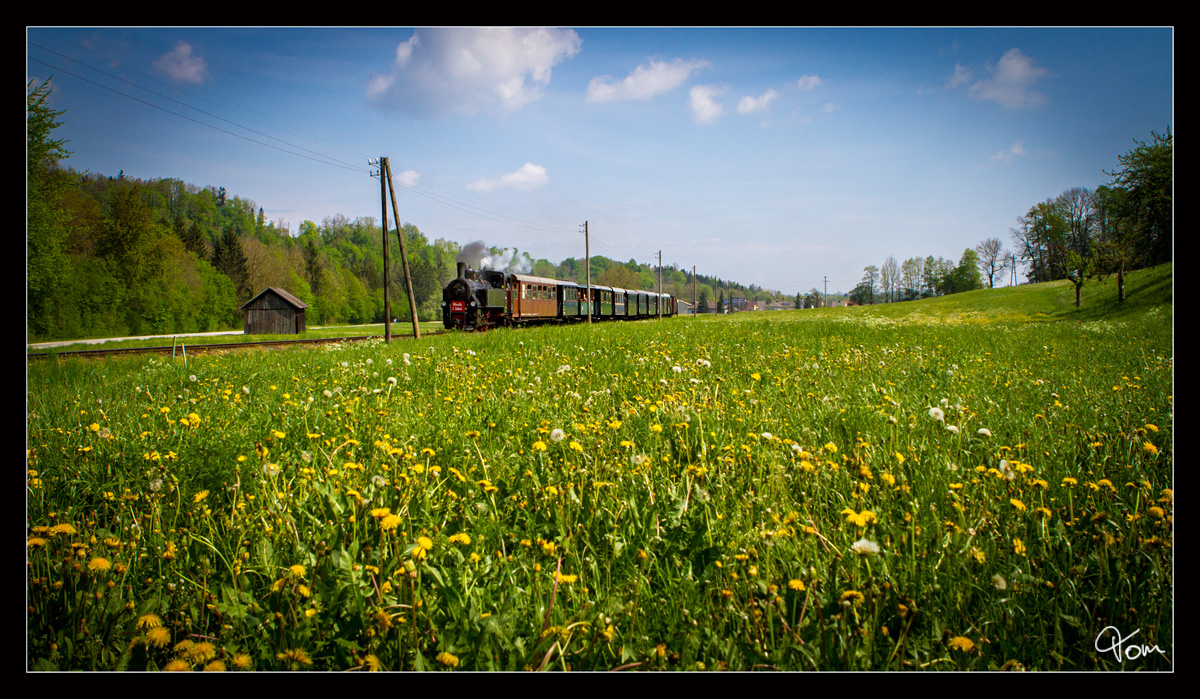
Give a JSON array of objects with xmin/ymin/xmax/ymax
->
[
  {"xmin": 550, "ymin": 428, "xmax": 566, "ymax": 443},
  {"xmin": 851, "ymin": 538, "xmax": 880, "ymax": 556},
  {"xmin": 929, "ymin": 407, "xmax": 945, "ymax": 422}
]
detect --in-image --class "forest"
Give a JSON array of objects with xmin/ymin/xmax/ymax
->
[{"xmin": 27, "ymin": 77, "xmax": 781, "ymax": 343}]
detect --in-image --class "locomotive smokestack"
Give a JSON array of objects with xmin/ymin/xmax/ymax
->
[{"xmin": 457, "ymin": 261, "xmax": 466, "ymax": 280}]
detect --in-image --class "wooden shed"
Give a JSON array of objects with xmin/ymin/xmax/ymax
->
[{"xmin": 240, "ymin": 287, "xmax": 308, "ymax": 335}]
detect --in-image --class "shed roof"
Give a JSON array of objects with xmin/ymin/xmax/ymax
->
[{"xmin": 240, "ymin": 287, "xmax": 309, "ymax": 310}]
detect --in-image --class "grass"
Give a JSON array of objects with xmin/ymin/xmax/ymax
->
[{"xmin": 25, "ymin": 264, "xmax": 1172, "ymax": 671}]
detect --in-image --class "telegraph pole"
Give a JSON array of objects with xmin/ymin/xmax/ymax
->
[
  {"xmin": 823, "ymin": 276, "xmax": 828, "ymax": 309},
  {"xmin": 657, "ymin": 250, "xmax": 662, "ymax": 320},
  {"xmin": 382, "ymin": 157, "xmax": 421, "ymax": 340},
  {"xmin": 693, "ymin": 265, "xmax": 696, "ymax": 319},
  {"xmin": 374, "ymin": 158, "xmax": 392, "ymax": 343},
  {"xmin": 581, "ymin": 221, "xmax": 591, "ymax": 325}
]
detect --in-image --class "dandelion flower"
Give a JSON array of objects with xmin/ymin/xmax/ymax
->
[
  {"xmin": 1143, "ymin": 441, "xmax": 1159, "ymax": 456},
  {"xmin": 203, "ymin": 660, "xmax": 226, "ymax": 672},
  {"xmin": 1010, "ymin": 498, "xmax": 1026, "ymax": 512},
  {"xmin": 946, "ymin": 425, "xmax": 959, "ymax": 434},
  {"xmin": 448, "ymin": 533, "xmax": 471, "ymax": 545},
  {"xmin": 289, "ymin": 564, "xmax": 306, "ymax": 579},
  {"xmin": 145, "ymin": 626, "xmax": 171, "ymax": 648},
  {"xmin": 992, "ymin": 573, "xmax": 1007, "ymax": 590},
  {"xmin": 231, "ymin": 653, "xmax": 252, "ymax": 670},
  {"xmin": 87, "ymin": 557, "xmax": 112, "ymax": 573},
  {"xmin": 948, "ymin": 636, "xmax": 975, "ymax": 653},
  {"xmin": 193, "ymin": 490, "xmax": 209, "ymax": 504},
  {"xmin": 380, "ymin": 514, "xmax": 402, "ymax": 532},
  {"xmin": 164, "ymin": 658, "xmax": 190, "ymax": 671},
  {"xmin": 437, "ymin": 651, "xmax": 459, "ymax": 668},
  {"xmin": 550, "ymin": 428, "xmax": 566, "ymax": 442},
  {"xmin": 413, "ymin": 536, "xmax": 433, "ymax": 560},
  {"xmin": 929, "ymin": 407, "xmax": 945, "ymax": 422},
  {"xmin": 1013, "ymin": 538, "xmax": 1026, "ymax": 556},
  {"xmin": 275, "ymin": 648, "xmax": 313, "ymax": 666},
  {"xmin": 137, "ymin": 613, "xmax": 163, "ymax": 630},
  {"xmin": 850, "ymin": 538, "xmax": 880, "ymax": 556},
  {"xmin": 788, "ymin": 579, "xmax": 805, "ymax": 591},
  {"xmin": 532, "ymin": 440, "xmax": 547, "ymax": 452},
  {"xmin": 977, "ymin": 428, "xmax": 992, "ymax": 437},
  {"xmin": 839, "ymin": 590, "xmax": 864, "ymax": 607}
]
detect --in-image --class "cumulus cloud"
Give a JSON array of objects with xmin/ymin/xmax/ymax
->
[
  {"xmin": 367, "ymin": 27, "xmax": 581, "ymax": 118},
  {"xmin": 967, "ymin": 48, "xmax": 1049, "ymax": 109},
  {"xmin": 689, "ymin": 84, "xmax": 727, "ymax": 124},
  {"xmin": 736, "ymin": 88, "xmax": 779, "ymax": 114},
  {"xmin": 154, "ymin": 41, "xmax": 208, "ymax": 84},
  {"xmin": 796, "ymin": 74, "xmax": 822, "ymax": 91},
  {"xmin": 945, "ymin": 63, "xmax": 972, "ymax": 89},
  {"xmin": 586, "ymin": 57, "xmax": 710, "ymax": 103},
  {"xmin": 466, "ymin": 163, "xmax": 549, "ymax": 193},
  {"xmin": 989, "ymin": 140, "xmax": 1026, "ymax": 164}
]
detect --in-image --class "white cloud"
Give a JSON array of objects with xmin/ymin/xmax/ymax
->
[
  {"xmin": 466, "ymin": 162, "xmax": 549, "ymax": 193},
  {"xmin": 367, "ymin": 27, "xmax": 581, "ymax": 117},
  {"xmin": 393, "ymin": 169, "xmax": 420, "ymax": 187},
  {"xmin": 689, "ymin": 84, "xmax": 727, "ymax": 124},
  {"xmin": 796, "ymin": 74, "xmax": 822, "ymax": 91},
  {"xmin": 968, "ymin": 48, "xmax": 1049, "ymax": 109},
  {"xmin": 945, "ymin": 63, "xmax": 972, "ymax": 89},
  {"xmin": 154, "ymin": 41, "xmax": 208, "ymax": 84},
  {"xmin": 989, "ymin": 140, "xmax": 1026, "ymax": 164},
  {"xmin": 586, "ymin": 57, "xmax": 710, "ymax": 103},
  {"xmin": 737, "ymin": 88, "xmax": 779, "ymax": 114}
]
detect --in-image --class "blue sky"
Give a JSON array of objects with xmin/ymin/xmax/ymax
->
[{"xmin": 27, "ymin": 27, "xmax": 1173, "ymax": 294}]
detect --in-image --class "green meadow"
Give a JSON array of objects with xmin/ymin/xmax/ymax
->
[{"xmin": 26, "ymin": 264, "xmax": 1172, "ymax": 671}]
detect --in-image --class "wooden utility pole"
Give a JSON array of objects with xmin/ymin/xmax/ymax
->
[
  {"xmin": 378, "ymin": 158, "xmax": 392, "ymax": 342},
  {"xmin": 657, "ymin": 250, "xmax": 662, "ymax": 320},
  {"xmin": 693, "ymin": 265, "xmax": 696, "ymax": 319},
  {"xmin": 382, "ymin": 157, "xmax": 421, "ymax": 340},
  {"xmin": 582, "ymin": 221, "xmax": 591, "ymax": 326}
]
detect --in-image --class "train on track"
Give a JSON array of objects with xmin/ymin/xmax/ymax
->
[{"xmin": 442, "ymin": 262, "xmax": 676, "ymax": 331}]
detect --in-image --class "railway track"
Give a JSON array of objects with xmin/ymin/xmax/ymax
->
[{"xmin": 27, "ymin": 332, "xmax": 442, "ymax": 362}]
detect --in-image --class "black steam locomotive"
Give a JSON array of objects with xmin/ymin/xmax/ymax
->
[{"xmin": 442, "ymin": 262, "xmax": 676, "ymax": 331}]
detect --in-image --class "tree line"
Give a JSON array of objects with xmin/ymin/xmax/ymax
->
[
  {"xmin": 28, "ymin": 77, "xmax": 786, "ymax": 341},
  {"xmin": 847, "ymin": 128, "xmax": 1171, "ymax": 307}
]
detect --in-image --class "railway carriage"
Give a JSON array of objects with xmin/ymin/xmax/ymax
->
[{"xmin": 442, "ymin": 263, "xmax": 676, "ymax": 331}]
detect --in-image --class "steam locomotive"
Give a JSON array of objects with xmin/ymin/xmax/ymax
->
[{"xmin": 442, "ymin": 262, "xmax": 676, "ymax": 331}]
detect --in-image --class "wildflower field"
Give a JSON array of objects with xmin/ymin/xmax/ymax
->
[{"xmin": 26, "ymin": 268, "xmax": 1173, "ymax": 671}]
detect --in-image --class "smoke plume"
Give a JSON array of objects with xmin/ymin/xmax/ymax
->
[{"xmin": 456, "ymin": 240, "xmax": 532, "ymax": 274}]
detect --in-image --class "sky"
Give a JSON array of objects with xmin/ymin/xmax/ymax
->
[{"xmin": 27, "ymin": 27, "xmax": 1173, "ymax": 295}]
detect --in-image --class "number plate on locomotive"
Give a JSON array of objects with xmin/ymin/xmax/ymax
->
[{"xmin": 450, "ymin": 301, "xmax": 465, "ymax": 312}]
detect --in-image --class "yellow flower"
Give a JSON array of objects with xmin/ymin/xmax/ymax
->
[
  {"xmin": 948, "ymin": 636, "xmax": 975, "ymax": 653},
  {"xmin": 87, "ymin": 557, "xmax": 112, "ymax": 573},
  {"xmin": 1010, "ymin": 498, "xmax": 1026, "ymax": 512},
  {"xmin": 554, "ymin": 572, "xmax": 578, "ymax": 584},
  {"xmin": 824, "ymin": 442, "xmax": 838, "ymax": 453},
  {"xmin": 380, "ymin": 514, "xmax": 402, "ymax": 532},
  {"xmin": 137, "ymin": 613, "xmax": 163, "ymax": 629},
  {"xmin": 841, "ymin": 508, "xmax": 877, "ymax": 527},
  {"xmin": 231, "ymin": 653, "xmax": 252, "ymax": 670},
  {"xmin": 1013, "ymin": 538, "xmax": 1026, "ymax": 556},
  {"xmin": 193, "ymin": 490, "xmax": 209, "ymax": 504},
  {"xmin": 788, "ymin": 579, "xmax": 805, "ymax": 591},
  {"xmin": 448, "ymin": 533, "xmax": 471, "ymax": 545},
  {"xmin": 187, "ymin": 413, "xmax": 201, "ymax": 428},
  {"xmin": 839, "ymin": 590, "xmax": 864, "ymax": 607},
  {"xmin": 164, "ymin": 658, "xmax": 190, "ymax": 671},
  {"xmin": 276, "ymin": 648, "xmax": 313, "ymax": 666},
  {"xmin": 568, "ymin": 441, "xmax": 583, "ymax": 452},
  {"xmin": 289, "ymin": 564, "xmax": 306, "ymax": 579},
  {"xmin": 532, "ymin": 440, "xmax": 547, "ymax": 452},
  {"xmin": 436, "ymin": 651, "xmax": 459, "ymax": 668},
  {"xmin": 1143, "ymin": 441, "xmax": 1158, "ymax": 456},
  {"xmin": 751, "ymin": 372, "xmax": 762, "ymax": 381},
  {"xmin": 203, "ymin": 660, "xmax": 226, "ymax": 672},
  {"xmin": 413, "ymin": 536, "xmax": 434, "ymax": 560},
  {"xmin": 145, "ymin": 626, "xmax": 171, "ymax": 648}
]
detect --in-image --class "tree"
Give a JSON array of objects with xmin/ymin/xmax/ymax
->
[
  {"xmin": 717, "ymin": 291, "xmax": 725, "ymax": 314},
  {"xmin": 697, "ymin": 287, "xmax": 709, "ymax": 313},
  {"xmin": 27, "ymin": 77, "xmax": 76, "ymax": 339},
  {"xmin": 950, "ymin": 248, "xmax": 983, "ymax": 294},
  {"xmin": 900, "ymin": 257, "xmax": 924, "ymax": 300},
  {"xmin": 974, "ymin": 238, "xmax": 1008, "ymax": 288},
  {"xmin": 880, "ymin": 255, "xmax": 899, "ymax": 303},
  {"xmin": 1104, "ymin": 128, "xmax": 1172, "ymax": 267},
  {"xmin": 859, "ymin": 265, "xmax": 879, "ymax": 304}
]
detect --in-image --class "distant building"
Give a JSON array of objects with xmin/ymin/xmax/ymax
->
[{"xmin": 240, "ymin": 287, "xmax": 308, "ymax": 335}]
